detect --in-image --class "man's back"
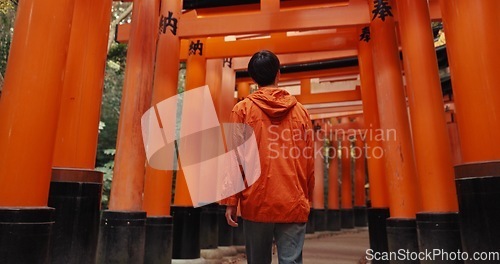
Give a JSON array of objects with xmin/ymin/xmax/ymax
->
[{"xmin": 230, "ymin": 87, "xmax": 315, "ymax": 223}]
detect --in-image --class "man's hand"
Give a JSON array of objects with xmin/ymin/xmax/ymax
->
[{"xmin": 225, "ymin": 205, "xmax": 239, "ymax": 227}]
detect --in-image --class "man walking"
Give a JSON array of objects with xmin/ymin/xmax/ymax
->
[{"xmin": 222, "ymin": 50, "xmax": 315, "ymax": 264}]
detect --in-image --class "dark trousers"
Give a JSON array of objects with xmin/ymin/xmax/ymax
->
[{"xmin": 243, "ymin": 219, "xmax": 306, "ymax": 264}]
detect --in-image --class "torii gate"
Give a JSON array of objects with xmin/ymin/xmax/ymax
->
[
  {"xmin": 108, "ymin": 0, "xmax": 451, "ymax": 262},
  {"xmin": 0, "ymin": 0, "xmax": 499, "ymax": 263}
]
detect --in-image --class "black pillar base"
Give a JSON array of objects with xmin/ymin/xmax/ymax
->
[
  {"xmin": 306, "ymin": 210, "xmax": 315, "ymax": 234},
  {"xmin": 96, "ymin": 211, "xmax": 147, "ymax": 264},
  {"xmin": 232, "ymin": 216, "xmax": 245, "ymax": 246},
  {"xmin": 368, "ymin": 208, "xmax": 389, "ymax": 264},
  {"xmin": 217, "ymin": 205, "xmax": 233, "ymax": 246},
  {"xmin": 326, "ymin": 209, "xmax": 341, "ymax": 231},
  {"xmin": 49, "ymin": 168, "xmax": 103, "ymax": 264},
  {"xmin": 171, "ymin": 206, "xmax": 201, "ymax": 259},
  {"xmin": 340, "ymin": 208, "xmax": 354, "ymax": 229},
  {"xmin": 145, "ymin": 216, "xmax": 173, "ymax": 264},
  {"xmin": 200, "ymin": 203, "xmax": 219, "ymax": 249},
  {"xmin": 0, "ymin": 207, "xmax": 54, "ymax": 264},
  {"xmin": 416, "ymin": 212, "xmax": 462, "ymax": 264},
  {"xmin": 354, "ymin": 206, "xmax": 367, "ymax": 227},
  {"xmin": 454, "ymin": 162, "xmax": 500, "ymax": 263},
  {"xmin": 386, "ymin": 218, "xmax": 419, "ymax": 264},
  {"xmin": 313, "ymin": 209, "xmax": 327, "ymax": 231}
]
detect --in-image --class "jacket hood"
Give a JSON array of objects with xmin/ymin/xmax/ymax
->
[{"xmin": 248, "ymin": 87, "xmax": 297, "ymax": 120}]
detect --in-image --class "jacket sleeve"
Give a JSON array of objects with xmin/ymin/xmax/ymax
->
[{"xmin": 219, "ymin": 107, "xmax": 245, "ymax": 207}]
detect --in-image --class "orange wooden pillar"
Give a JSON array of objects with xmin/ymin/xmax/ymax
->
[
  {"xmin": 440, "ymin": 0, "xmax": 500, "ymax": 256},
  {"xmin": 0, "ymin": 0, "xmax": 75, "ymax": 206},
  {"xmin": 327, "ymin": 137, "xmax": 340, "ymax": 212},
  {"xmin": 339, "ymin": 117, "xmax": 354, "ymax": 229},
  {"xmin": 141, "ymin": 0, "xmax": 181, "ymax": 262},
  {"xmin": 358, "ymin": 30, "xmax": 389, "ymax": 209},
  {"xmin": 228, "ymin": 62, "xmax": 245, "ymax": 240},
  {"xmin": 108, "ymin": 0, "xmax": 158, "ymax": 211},
  {"xmin": 312, "ymin": 120, "xmax": 327, "ymax": 232},
  {"xmin": 440, "ymin": 0, "xmax": 500, "ymax": 163},
  {"xmin": 143, "ymin": 157, "xmax": 175, "ymax": 245},
  {"xmin": 173, "ymin": 39, "xmax": 207, "ymax": 207},
  {"xmin": 446, "ymin": 111, "xmax": 462, "ymax": 166},
  {"xmin": 353, "ymin": 136, "xmax": 366, "ymax": 209},
  {"xmin": 236, "ymin": 82, "xmax": 251, "ymax": 103},
  {"xmin": 206, "ymin": 59, "xmax": 224, "ymax": 118},
  {"xmin": 198, "ymin": 58, "xmax": 223, "ymax": 250},
  {"xmin": 171, "ymin": 38, "xmax": 207, "ymax": 260},
  {"xmin": 49, "ymin": 0, "xmax": 112, "ymax": 262},
  {"xmin": 326, "ymin": 132, "xmax": 341, "ymax": 231},
  {"xmin": 353, "ymin": 134, "xmax": 367, "ymax": 227},
  {"xmin": 368, "ymin": 0, "xmax": 421, "ymax": 254},
  {"xmin": 97, "ymin": 0, "xmax": 159, "ymax": 263},
  {"xmin": 0, "ymin": 0, "xmax": 75, "ymax": 261},
  {"xmin": 357, "ymin": 28, "xmax": 391, "ymax": 254},
  {"xmin": 219, "ymin": 59, "xmax": 243, "ymax": 247},
  {"xmin": 220, "ymin": 60, "xmax": 236, "ymax": 122},
  {"xmin": 53, "ymin": 0, "xmax": 112, "ymax": 170},
  {"xmin": 142, "ymin": 0, "xmax": 181, "ymax": 218},
  {"xmin": 396, "ymin": 0, "xmax": 461, "ymax": 257}
]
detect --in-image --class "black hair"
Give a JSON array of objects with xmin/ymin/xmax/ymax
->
[{"xmin": 247, "ymin": 50, "xmax": 280, "ymax": 87}]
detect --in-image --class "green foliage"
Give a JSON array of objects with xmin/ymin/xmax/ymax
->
[
  {"xmin": 111, "ymin": 2, "xmax": 132, "ymax": 24},
  {"xmin": 96, "ymin": 150, "xmax": 115, "ymax": 209},
  {"xmin": 96, "ymin": 43, "xmax": 127, "ymax": 167},
  {"xmin": 107, "ymin": 43, "xmax": 128, "ymax": 73},
  {"xmin": 0, "ymin": 1, "xmax": 14, "ymax": 14},
  {"xmin": 0, "ymin": 2, "xmax": 15, "ymax": 90}
]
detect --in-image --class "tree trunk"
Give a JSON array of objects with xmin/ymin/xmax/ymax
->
[{"xmin": 108, "ymin": 4, "xmax": 133, "ymax": 52}]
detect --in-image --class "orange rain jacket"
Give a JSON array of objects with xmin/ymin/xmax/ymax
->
[{"xmin": 221, "ymin": 87, "xmax": 315, "ymax": 223}]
